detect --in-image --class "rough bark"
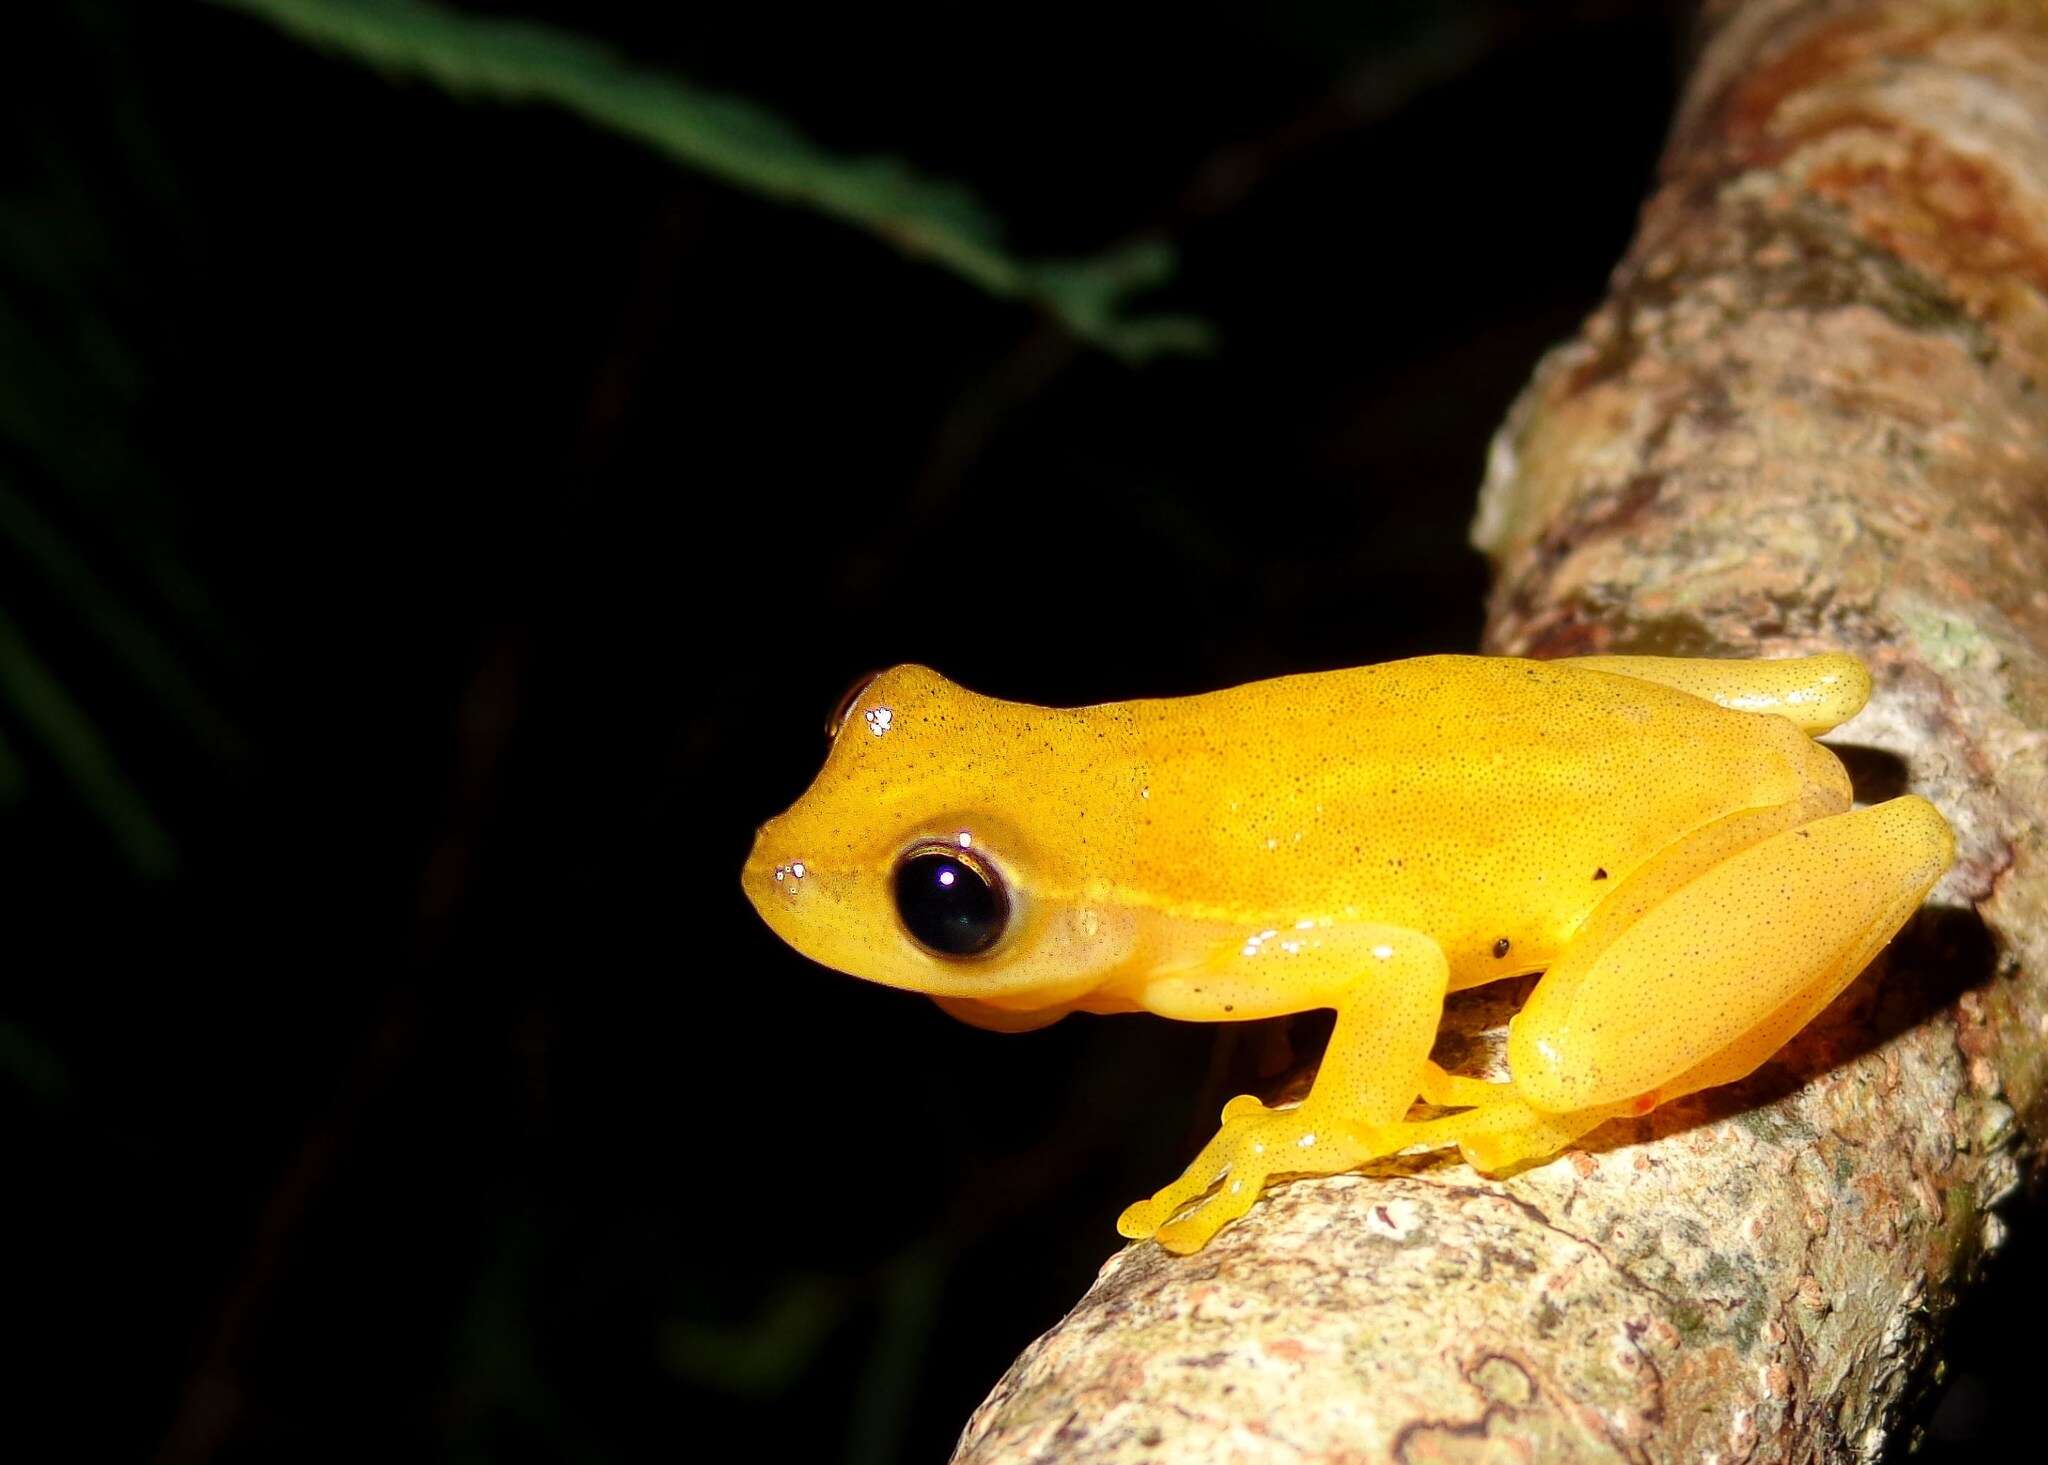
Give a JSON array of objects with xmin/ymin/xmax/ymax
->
[{"xmin": 952, "ymin": 2, "xmax": 2048, "ymax": 1460}]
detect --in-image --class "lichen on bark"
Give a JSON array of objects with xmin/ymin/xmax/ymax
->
[{"xmin": 953, "ymin": 3, "xmax": 2048, "ymax": 1460}]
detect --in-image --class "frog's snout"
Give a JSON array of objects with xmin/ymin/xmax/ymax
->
[
  {"xmin": 741, "ymin": 817, "xmax": 831, "ymax": 937},
  {"xmin": 744, "ymin": 819, "xmax": 878, "ymax": 984},
  {"xmin": 740, "ymin": 826, "xmax": 795, "ymax": 913}
]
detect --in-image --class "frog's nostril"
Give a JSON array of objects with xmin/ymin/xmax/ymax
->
[{"xmin": 740, "ymin": 839, "xmax": 813, "ymax": 915}]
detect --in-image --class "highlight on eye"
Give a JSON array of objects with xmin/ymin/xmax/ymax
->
[{"xmin": 893, "ymin": 844, "xmax": 1008, "ymax": 957}]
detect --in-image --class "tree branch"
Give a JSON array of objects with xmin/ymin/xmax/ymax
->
[{"xmin": 952, "ymin": 1, "xmax": 2048, "ymax": 1458}]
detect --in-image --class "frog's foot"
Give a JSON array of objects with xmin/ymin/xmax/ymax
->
[
  {"xmin": 1380, "ymin": 1092, "xmax": 1635, "ymax": 1174},
  {"xmin": 1117, "ymin": 1095, "xmax": 1385, "ymax": 1253},
  {"xmin": 1417, "ymin": 1060, "xmax": 1509, "ymax": 1109}
]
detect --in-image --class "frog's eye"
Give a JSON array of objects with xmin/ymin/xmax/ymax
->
[
  {"xmin": 825, "ymin": 670, "xmax": 884, "ymax": 740},
  {"xmin": 893, "ymin": 845, "xmax": 1009, "ymax": 958}
]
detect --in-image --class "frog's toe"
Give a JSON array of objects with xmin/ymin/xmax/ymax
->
[
  {"xmin": 1123, "ymin": 1099, "xmax": 1393, "ymax": 1250},
  {"xmin": 1117, "ymin": 1108, "xmax": 1252, "ymax": 1238},
  {"xmin": 1154, "ymin": 1171, "xmax": 1265, "ymax": 1253},
  {"xmin": 1448, "ymin": 1098, "xmax": 1625, "ymax": 1174},
  {"xmin": 1418, "ymin": 1061, "xmax": 1514, "ymax": 1109},
  {"xmin": 1116, "ymin": 1189, "xmax": 1182, "ymax": 1239},
  {"xmin": 1117, "ymin": 1163, "xmax": 1234, "ymax": 1240},
  {"xmin": 1117, "ymin": 1093, "xmax": 1277, "ymax": 1241},
  {"xmin": 1455, "ymin": 1131, "xmax": 1527, "ymax": 1174}
]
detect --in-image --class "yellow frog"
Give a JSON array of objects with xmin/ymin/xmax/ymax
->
[{"xmin": 742, "ymin": 654, "xmax": 1953, "ymax": 1253}]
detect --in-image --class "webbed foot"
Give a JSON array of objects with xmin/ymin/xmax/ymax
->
[{"xmin": 1116, "ymin": 1095, "xmax": 1382, "ymax": 1253}]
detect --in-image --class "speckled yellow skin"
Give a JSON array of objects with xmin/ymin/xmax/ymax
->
[{"xmin": 742, "ymin": 654, "xmax": 1954, "ymax": 1252}]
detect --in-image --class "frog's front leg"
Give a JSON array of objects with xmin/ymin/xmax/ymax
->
[{"xmin": 1116, "ymin": 925, "xmax": 1449, "ymax": 1253}]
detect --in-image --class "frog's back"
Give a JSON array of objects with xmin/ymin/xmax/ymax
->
[{"xmin": 1123, "ymin": 656, "xmax": 1841, "ymax": 983}]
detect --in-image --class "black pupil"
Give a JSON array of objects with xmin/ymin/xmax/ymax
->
[{"xmin": 894, "ymin": 852, "xmax": 1006, "ymax": 957}]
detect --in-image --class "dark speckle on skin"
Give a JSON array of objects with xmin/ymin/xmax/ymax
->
[{"xmin": 1595, "ymin": 867, "xmax": 1609, "ymax": 880}]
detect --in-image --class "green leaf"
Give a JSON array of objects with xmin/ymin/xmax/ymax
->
[{"xmin": 209, "ymin": 0, "xmax": 1212, "ymax": 361}]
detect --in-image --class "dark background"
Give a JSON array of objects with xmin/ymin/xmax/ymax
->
[{"xmin": 4, "ymin": 2, "xmax": 2033, "ymax": 1460}]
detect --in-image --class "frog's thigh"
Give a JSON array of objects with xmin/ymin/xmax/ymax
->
[
  {"xmin": 1507, "ymin": 796, "xmax": 1953, "ymax": 1114},
  {"xmin": 1559, "ymin": 652, "xmax": 1870, "ymax": 734}
]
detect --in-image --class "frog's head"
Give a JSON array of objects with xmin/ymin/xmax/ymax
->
[{"xmin": 742, "ymin": 664, "xmax": 1140, "ymax": 1006}]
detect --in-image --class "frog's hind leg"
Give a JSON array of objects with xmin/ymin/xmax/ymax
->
[
  {"xmin": 1479, "ymin": 795, "xmax": 1954, "ymax": 1169},
  {"xmin": 1399, "ymin": 1064, "xmax": 1631, "ymax": 1174},
  {"xmin": 1418, "ymin": 1060, "xmax": 1506, "ymax": 1108},
  {"xmin": 1379, "ymin": 796, "xmax": 1952, "ymax": 1174},
  {"xmin": 1559, "ymin": 651, "xmax": 1871, "ymax": 734},
  {"xmin": 1382, "ymin": 1090, "xmax": 1638, "ymax": 1173},
  {"xmin": 1384, "ymin": 796, "xmax": 1838, "ymax": 1167}
]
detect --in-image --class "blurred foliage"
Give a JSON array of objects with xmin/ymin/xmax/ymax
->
[
  {"xmin": 662, "ymin": 1272, "xmax": 853, "ymax": 1397},
  {"xmin": 211, "ymin": 0, "xmax": 1212, "ymax": 360},
  {"xmin": 0, "ymin": 5, "xmax": 248, "ymax": 881},
  {"xmin": 0, "ymin": 604, "xmax": 173, "ymax": 873}
]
